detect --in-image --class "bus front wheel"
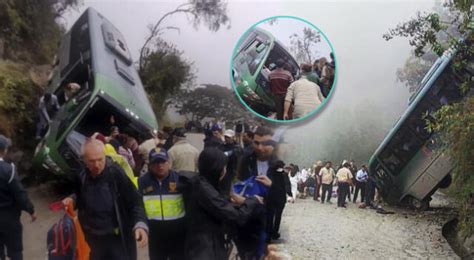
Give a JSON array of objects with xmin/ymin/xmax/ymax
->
[{"xmin": 408, "ymin": 196, "xmax": 430, "ymax": 211}]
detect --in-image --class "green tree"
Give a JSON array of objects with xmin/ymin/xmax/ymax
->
[
  {"xmin": 290, "ymin": 27, "xmax": 321, "ymax": 64},
  {"xmin": 170, "ymin": 84, "xmax": 251, "ymax": 122},
  {"xmin": 0, "ymin": 0, "xmax": 80, "ymax": 63},
  {"xmin": 384, "ymin": 0, "xmax": 473, "ymax": 238},
  {"xmin": 139, "ymin": 40, "xmax": 195, "ymax": 119},
  {"xmin": 138, "ymin": 0, "xmax": 230, "ymax": 119}
]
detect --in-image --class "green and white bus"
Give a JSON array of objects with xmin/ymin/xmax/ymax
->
[
  {"xmin": 232, "ymin": 28, "xmax": 299, "ymax": 114},
  {"xmin": 368, "ymin": 48, "xmax": 473, "ymax": 209},
  {"xmin": 33, "ymin": 8, "xmax": 158, "ymax": 174}
]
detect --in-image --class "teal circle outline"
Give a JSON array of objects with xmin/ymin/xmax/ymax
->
[{"xmin": 230, "ymin": 15, "xmax": 338, "ymax": 123}]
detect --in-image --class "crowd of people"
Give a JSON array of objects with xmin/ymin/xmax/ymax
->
[
  {"xmin": 286, "ymin": 160, "xmax": 379, "ymax": 209},
  {"xmin": 1, "ymin": 121, "xmax": 297, "ymax": 260},
  {"xmin": 266, "ymin": 54, "xmax": 335, "ymax": 120}
]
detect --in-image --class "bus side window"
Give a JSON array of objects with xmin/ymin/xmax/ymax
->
[{"xmin": 381, "ymin": 123, "xmax": 423, "ymax": 175}]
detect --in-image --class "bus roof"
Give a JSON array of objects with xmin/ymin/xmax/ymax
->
[
  {"xmin": 369, "ymin": 50, "xmax": 454, "ymax": 166},
  {"xmin": 85, "ymin": 8, "xmax": 158, "ymax": 130}
]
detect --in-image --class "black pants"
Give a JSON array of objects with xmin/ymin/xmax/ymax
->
[
  {"xmin": 345, "ymin": 184, "xmax": 352, "ymax": 202},
  {"xmin": 321, "ymin": 184, "xmax": 332, "ymax": 203},
  {"xmin": 266, "ymin": 204, "xmax": 285, "ymax": 238},
  {"xmin": 274, "ymin": 94, "xmax": 286, "ymax": 120},
  {"xmin": 84, "ymin": 232, "xmax": 130, "ymax": 260},
  {"xmin": 149, "ymin": 220, "xmax": 185, "ymax": 260},
  {"xmin": 353, "ymin": 181, "xmax": 366, "ymax": 203},
  {"xmin": 365, "ymin": 182, "xmax": 376, "ymax": 206},
  {"xmin": 0, "ymin": 210, "xmax": 22, "ymax": 260},
  {"xmin": 337, "ymin": 183, "xmax": 349, "ymax": 207}
]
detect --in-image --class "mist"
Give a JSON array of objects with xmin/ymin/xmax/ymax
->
[{"xmin": 63, "ymin": 0, "xmax": 437, "ymax": 167}]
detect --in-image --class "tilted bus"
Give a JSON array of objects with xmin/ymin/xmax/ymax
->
[
  {"xmin": 368, "ymin": 48, "xmax": 473, "ymax": 209},
  {"xmin": 232, "ymin": 28, "xmax": 300, "ymax": 115},
  {"xmin": 33, "ymin": 7, "xmax": 158, "ymax": 174}
]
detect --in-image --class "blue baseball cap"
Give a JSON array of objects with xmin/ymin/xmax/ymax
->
[
  {"xmin": 149, "ymin": 147, "xmax": 169, "ymax": 163},
  {"xmin": 0, "ymin": 135, "xmax": 11, "ymax": 150},
  {"xmin": 211, "ymin": 124, "xmax": 222, "ymax": 132}
]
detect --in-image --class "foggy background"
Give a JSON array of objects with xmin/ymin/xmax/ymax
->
[
  {"xmin": 64, "ymin": 0, "xmax": 436, "ymax": 168},
  {"xmin": 257, "ymin": 16, "xmax": 332, "ymax": 61}
]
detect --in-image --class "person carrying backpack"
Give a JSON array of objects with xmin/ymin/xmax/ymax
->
[
  {"xmin": 0, "ymin": 135, "xmax": 36, "ymax": 260},
  {"xmin": 62, "ymin": 139, "xmax": 148, "ymax": 260}
]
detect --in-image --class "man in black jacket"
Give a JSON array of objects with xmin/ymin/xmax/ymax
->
[
  {"xmin": 0, "ymin": 135, "xmax": 36, "ymax": 260},
  {"xmin": 236, "ymin": 126, "xmax": 290, "ymax": 257},
  {"xmin": 62, "ymin": 139, "xmax": 148, "ymax": 260},
  {"xmin": 265, "ymin": 160, "xmax": 292, "ymax": 241}
]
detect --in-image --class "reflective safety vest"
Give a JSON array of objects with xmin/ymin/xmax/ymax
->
[
  {"xmin": 139, "ymin": 171, "xmax": 186, "ymax": 221},
  {"xmin": 143, "ymin": 194, "xmax": 185, "ymax": 221}
]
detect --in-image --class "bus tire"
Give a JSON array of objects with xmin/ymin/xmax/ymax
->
[
  {"xmin": 438, "ymin": 174, "xmax": 452, "ymax": 189},
  {"xmin": 408, "ymin": 196, "xmax": 430, "ymax": 211}
]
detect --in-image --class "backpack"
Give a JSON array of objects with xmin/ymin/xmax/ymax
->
[{"xmin": 47, "ymin": 214, "xmax": 76, "ymax": 260}]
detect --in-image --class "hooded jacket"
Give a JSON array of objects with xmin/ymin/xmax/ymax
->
[{"xmin": 180, "ymin": 172, "xmax": 258, "ymax": 260}]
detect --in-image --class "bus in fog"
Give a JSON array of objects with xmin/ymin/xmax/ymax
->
[
  {"xmin": 33, "ymin": 7, "xmax": 158, "ymax": 175},
  {"xmin": 232, "ymin": 28, "xmax": 300, "ymax": 114},
  {"xmin": 368, "ymin": 48, "xmax": 473, "ymax": 210}
]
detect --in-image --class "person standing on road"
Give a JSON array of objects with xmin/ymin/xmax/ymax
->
[
  {"xmin": 62, "ymin": 139, "xmax": 148, "ymax": 260},
  {"xmin": 0, "ymin": 135, "xmax": 36, "ymax": 260},
  {"xmin": 236, "ymin": 126, "xmax": 275, "ymax": 257},
  {"xmin": 168, "ymin": 128, "xmax": 199, "ymax": 172},
  {"xmin": 336, "ymin": 162, "xmax": 353, "ymax": 208},
  {"xmin": 265, "ymin": 160, "xmax": 292, "ymax": 242},
  {"xmin": 268, "ymin": 59, "xmax": 294, "ymax": 120},
  {"xmin": 138, "ymin": 148, "xmax": 186, "ymax": 260},
  {"xmin": 221, "ymin": 129, "xmax": 242, "ymax": 197},
  {"xmin": 348, "ymin": 160, "xmax": 358, "ymax": 202},
  {"xmin": 204, "ymin": 124, "xmax": 224, "ymax": 149},
  {"xmin": 319, "ymin": 161, "xmax": 335, "ymax": 204},
  {"xmin": 183, "ymin": 148, "xmax": 261, "ymax": 259},
  {"xmin": 354, "ymin": 165, "xmax": 368, "ymax": 203},
  {"xmin": 313, "ymin": 161, "xmax": 324, "ymax": 201}
]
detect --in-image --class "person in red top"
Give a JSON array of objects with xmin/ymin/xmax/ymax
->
[{"xmin": 268, "ymin": 59, "xmax": 294, "ymax": 120}]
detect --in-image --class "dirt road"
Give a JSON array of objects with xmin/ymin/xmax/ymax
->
[{"xmin": 276, "ymin": 193, "xmax": 458, "ymax": 259}]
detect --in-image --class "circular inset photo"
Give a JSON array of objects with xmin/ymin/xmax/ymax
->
[{"xmin": 231, "ymin": 16, "xmax": 336, "ymax": 122}]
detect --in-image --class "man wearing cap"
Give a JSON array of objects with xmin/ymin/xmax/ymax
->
[
  {"xmin": 167, "ymin": 128, "xmax": 199, "ymax": 172},
  {"xmin": 138, "ymin": 148, "xmax": 186, "ymax": 260},
  {"xmin": 0, "ymin": 135, "xmax": 36, "ymax": 260},
  {"xmin": 204, "ymin": 124, "xmax": 224, "ymax": 149}
]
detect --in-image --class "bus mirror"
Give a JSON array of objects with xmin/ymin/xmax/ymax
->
[{"xmin": 256, "ymin": 44, "xmax": 266, "ymax": 53}]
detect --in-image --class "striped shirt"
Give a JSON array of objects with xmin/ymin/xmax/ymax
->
[{"xmin": 268, "ymin": 68, "xmax": 294, "ymax": 94}]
